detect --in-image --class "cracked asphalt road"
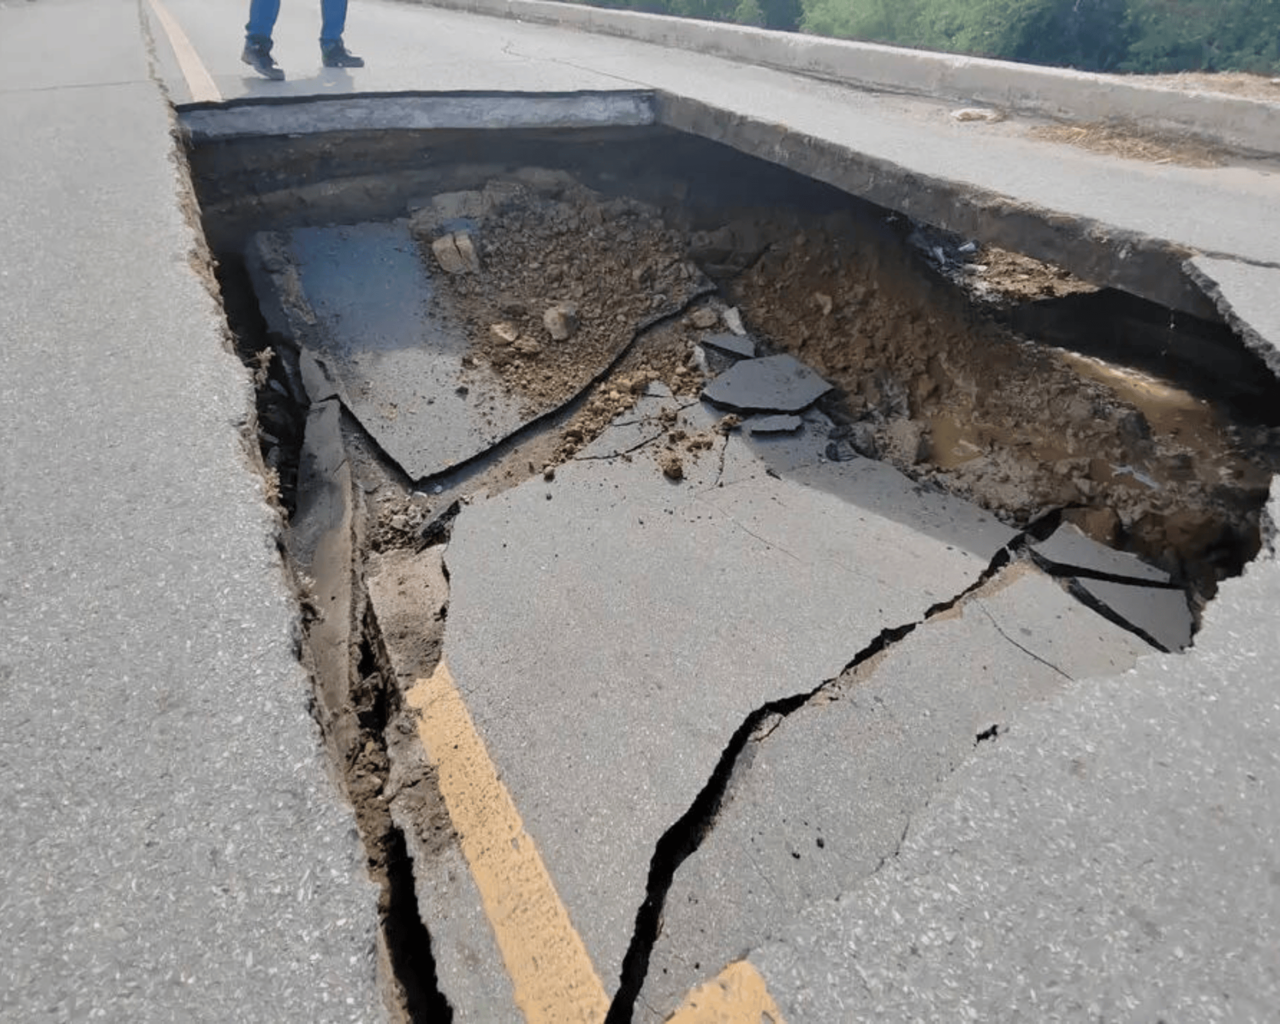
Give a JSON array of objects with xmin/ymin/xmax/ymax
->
[{"xmin": 6, "ymin": 0, "xmax": 1280, "ymax": 1019}]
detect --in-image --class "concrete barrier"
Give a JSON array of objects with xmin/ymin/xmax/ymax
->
[{"xmin": 409, "ymin": 0, "xmax": 1280, "ymax": 155}]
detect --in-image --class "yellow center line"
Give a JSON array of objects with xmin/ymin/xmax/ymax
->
[
  {"xmin": 666, "ymin": 961, "xmax": 789, "ymax": 1024},
  {"xmin": 407, "ymin": 661, "xmax": 610, "ymax": 1023},
  {"xmin": 145, "ymin": 0, "xmax": 222, "ymax": 104}
]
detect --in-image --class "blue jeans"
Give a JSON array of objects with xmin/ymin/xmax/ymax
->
[{"xmin": 246, "ymin": 0, "xmax": 349, "ymax": 45}]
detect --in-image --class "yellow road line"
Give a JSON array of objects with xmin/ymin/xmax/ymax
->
[
  {"xmin": 407, "ymin": 661, "xmax": 610, "ymax": 1023},
  {"xmin": 146, "ymin": 0, "xmax": 221, "ymax": 104},
  {"xmin": 666, "ymin": 961, "xmax": 789, "ymax": 1024}
]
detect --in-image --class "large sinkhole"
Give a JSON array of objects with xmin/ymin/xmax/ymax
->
[{"xmin": 185, "ymin": 93, "xmax": 1280, "ymax": 1022}]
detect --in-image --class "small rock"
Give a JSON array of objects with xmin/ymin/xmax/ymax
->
[
  {"xmin": 660, "ymin": 452, "xmax": 684, "ymax": 481},
  {"xmin": 689, "ymin": 307, "xmax": 719, "ymax": 330},
  {"xmin": 723, "ymin": 307, "xmax": 746, "ymax": 336},
  {"xmin": 513, "ymin": 338, "xmax": 543, "ymax": 356},
  {"xmin": 543, "ymin": 466, "xmax": 556, "ymax": 482},
  {"xmin": 543, "ymin": 303, "xmax": 580, "ymax": 341},
  {"xmin": 431, "ymin": 231, "xmax": 481, "ymax": 274},
  {"xmin": 490, "ymin": 322, "xmax": 519, "ymax": 344},
  {"xmin": 813, "ymin": 292, "xmax": 834, "ymax": 316}
]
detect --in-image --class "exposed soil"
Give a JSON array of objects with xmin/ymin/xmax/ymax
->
[
  {"xmin": 410, "ymin": 178, "xmax": 709, "ymax": 417},
  {"xmin": 727, "ymin": 214, "xmax": 1278, "ymax": 593}
]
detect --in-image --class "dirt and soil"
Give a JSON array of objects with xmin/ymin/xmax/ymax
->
[
  {"xmin": 726, "ymin": 215, "xmax": 1278, "ymax": 592},
  {"xmin": 410, "ymin": 179, "xmax": 711, "ymax": 417}
]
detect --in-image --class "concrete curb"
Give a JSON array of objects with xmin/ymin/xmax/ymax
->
[{"xmin": 405, "ymin": 0, "xmax": 1280, "ymax": 155}]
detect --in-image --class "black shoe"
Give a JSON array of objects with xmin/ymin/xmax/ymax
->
[
  {"xmin": 241, "ymin": 38, "xmax": 284, "ymax": 80},
  {"xmin": 321, "ymin": 42, "xmax": 364, "ymax": 68}
]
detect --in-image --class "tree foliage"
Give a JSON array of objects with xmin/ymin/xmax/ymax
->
[{"xmin": 573, "ymin": 0, "xmax": 1280, "ymax": 74}]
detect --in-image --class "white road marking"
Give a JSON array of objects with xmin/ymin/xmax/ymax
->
[{"xmin": 146, "ymin": 0, "xmax": 221, "ymax": 103}]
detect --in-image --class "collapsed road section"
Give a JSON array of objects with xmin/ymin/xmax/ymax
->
[{"xmin": 183, "ymin": 93, "xmax": 1280, "ymax": 1022}]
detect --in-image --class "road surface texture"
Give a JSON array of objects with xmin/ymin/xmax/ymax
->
[
  {"xmin": 0, "ymin": 1, "xmax": 382, "ymax": 1021},
  {"xmin": 3, "ymin": 0, "xmax": 1279, "ymax": 1021}
]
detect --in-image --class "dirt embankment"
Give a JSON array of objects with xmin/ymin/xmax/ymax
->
[{"xmin": 727, "ymin": 215, "xmax": 1277, "ymax": 591}]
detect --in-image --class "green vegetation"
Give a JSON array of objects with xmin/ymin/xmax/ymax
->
[{"xmin": 579, "ymin": 0, "xmax": 1280, "ymax": 73}]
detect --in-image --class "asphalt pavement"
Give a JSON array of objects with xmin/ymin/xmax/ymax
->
[{"xmin": 1, "ymin": 1, "xmax": 382, "ymax": 1020}]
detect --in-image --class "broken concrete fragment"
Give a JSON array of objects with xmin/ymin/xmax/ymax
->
[
  {"xmin": 288, "ymin": 399, "xmax": 357, "ymax": 756},
  {"xmin": 723, "ymin": 306, "xmax": 747, "ymax": 335},
  {"xmin": 952, "ymin": 107, "xmax": 1005, "ymax": 122},
  {"xmin": 1032, "ymin": 523, "xmax": 1169, "ymax": 583},
  {"xmin": 701, "ymin": 331, "xmax": 756, "ymax": 359},
  {"xmin": 298, "ymin": 349, "xmax": 341, "ymax": 405},
  {"xmin": 1073, "ymin": 578, "xmax": 1193, "ymax": 651},
  {"xmin": 636, "ymin": 564, "xmax": 1147, "ymax": 1022},
  {"xmin": 1031, "ymin": 524, "xmax": 1191, "ymax": 650},
  {"xmin": 747, "ymin": 414, "xmax": 803, "ymax": 435},
  {"xmin": 542, "ymin": 302, "xmax": 579, "ymax": 341},
  {"xmin": 847, "ymin": 421, "xmax": 880, "ymax": 459},
  {"xmin": 702, "ymin": 354, "xmax": 833, "ymax": 414},
  {"xmin": 431, "ymin": 231, "xmax": 481, "ymax": 274}
]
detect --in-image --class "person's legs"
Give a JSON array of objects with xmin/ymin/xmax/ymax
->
[
  {"xmin": 319, "ymin": 0, "xmax": 347, "ymax": 44},
  {"xmin": 245, "ymin": 0, "xmax": 281, "ymax": 43},
  {"xmin": 242, "ymin": 0, "xmax": 285, "ymax": 79},
  {"xmin": 319, "ymin": 0, "xmax": 364, "ymax": 66}
]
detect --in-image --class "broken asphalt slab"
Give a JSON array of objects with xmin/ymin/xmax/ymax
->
[
  {"xmin": 433, "ymin": 398, "xmax": 1017, "ymax": 1010},
  {"xmin": 636, "ymin": 562, "xmax": 1149, "ymax": 1022},
  {"xmin": 1186, "ymin": 256, "xmax": 1280, "ymax": 380},
  {"xmin": 701, "ymin": 353, "xmax": 832, "ymax": 414},
  {"xmin": 1031, "ymin": 523, "xmax": 1193, "ymax": 651},
  {"xmin": 249, "ymin": 221, "xmax": 525, "ymax": 481},
  {"xmin": 700, "ymin": 331, "xmax": 757, "ymax": 359},
  {"xmin": 289, "ymin": 398, "xmax": 360, "ymax": 754},
  {"xmin": 743, "ymin": 483, "xmax": 1280, "ymax": 1022}
]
